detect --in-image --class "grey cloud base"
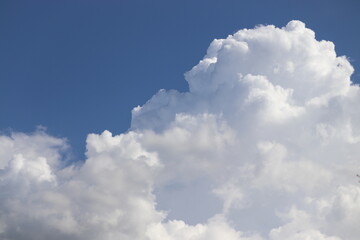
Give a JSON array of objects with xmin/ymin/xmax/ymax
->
[{"xmin": 1, "ymin": 21, "xmax": 359, "ymax": 240}]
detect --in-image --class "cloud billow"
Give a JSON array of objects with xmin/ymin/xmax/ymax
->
[{"xmin": 1, "ymin": 21, "xmax": 359, "ymax": 240}]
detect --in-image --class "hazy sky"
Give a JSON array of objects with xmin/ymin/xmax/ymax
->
[{"xmin": 1, "ymin": 1, "xmax": 360, "ymax": 240}]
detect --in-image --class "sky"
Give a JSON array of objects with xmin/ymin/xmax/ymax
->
[
  {"xmin": 1, "ymin": 1, "xmax": 360, "ymax": 240},
  {"xmin": 1, "ymin": 0, "xmax": 360, "ymax": 157}
]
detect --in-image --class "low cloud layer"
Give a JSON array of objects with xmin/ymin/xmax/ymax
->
[{"xmin": 1, "ymin": 21, "xmax": 359, "ymax": 239}]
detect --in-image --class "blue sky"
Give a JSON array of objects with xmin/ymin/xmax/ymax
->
[{"xmin": 1, "ymin": 0, "xmax": 360, "ymax": 157}]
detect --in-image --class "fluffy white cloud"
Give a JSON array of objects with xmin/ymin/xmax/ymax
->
[
  {"xmin": 1, "ymin": 20, "xmax": 359, "ymax": 239},
  {"xmin": 0, "ymin": 130, "xmax": 164, "ymax": 240}
]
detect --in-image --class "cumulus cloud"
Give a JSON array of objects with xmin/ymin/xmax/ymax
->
[{"xmin": 1, "ymin": 20, "xmax": 359, "ymax": 239}]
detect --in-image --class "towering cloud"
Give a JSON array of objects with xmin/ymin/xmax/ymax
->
[{"xmin": 0, "ymin": 21, "xmax": 359, "ymax": 240}]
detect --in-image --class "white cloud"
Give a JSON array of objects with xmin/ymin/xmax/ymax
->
[
  {"xmin": 0, "ymin": 130, "xmax": 164, "ymax": 239},
  {"xmin": 1, "ymin": 20, "xmax": 360, "ymax": 239},
  {"xmin": 146, "ymin": 215, "xmax": 263, "ymax": 240}
]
